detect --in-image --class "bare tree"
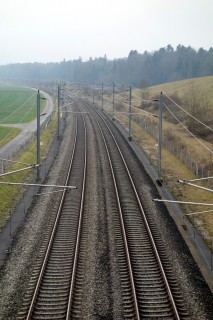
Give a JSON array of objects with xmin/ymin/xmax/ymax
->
[{"xmin": 182, "ymin": 84, "xmax": 212, "ymax": 138}]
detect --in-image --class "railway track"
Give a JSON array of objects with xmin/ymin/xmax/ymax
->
[
  {"xmin": 17, "ymin": 95, "xmax": 190, "ymax": 319},
  {"xmin": 79, "ymin": 99, "xmax": 189, "ymax": 319},
  {"xmin": 18, "ymin": 110, "xmax": 87, "ymax": 319}
]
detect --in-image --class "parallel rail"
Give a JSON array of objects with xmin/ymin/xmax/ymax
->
[
  {"xmin": 18, "ymin": 95, "xmax": 189, "ymax": 319},
  {"xmin": 80, "ymin": 99, "xmax": 189, "ymax": 319},
  {"xmin": 18, "ymin": 112, "xmax": 87, "ymax": 319}
]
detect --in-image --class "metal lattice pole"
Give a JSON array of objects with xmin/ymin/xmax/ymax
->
[
  {"xmin": 158, "ymin": 92, "xmax": 163, "ymax": 181},
  {"xmin": 112, "ymin": 82, "xmax": 115, "ymax": 120},
  {"xmin": 128, "ymin": 85, "xmax": 132, "ymax": 140},
  {"xmin": 37, "ymin": 90, "xmax": 40, "ymax": 180}
]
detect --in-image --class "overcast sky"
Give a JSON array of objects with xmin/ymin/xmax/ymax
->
[{"xmin": 0, "ymin": 0, "xmax": 212, "ymax": 65}]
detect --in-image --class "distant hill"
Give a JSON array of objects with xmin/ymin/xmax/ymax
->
[
  {"xmin": 149, "ymin": 76, "xmax": 213, "ymax": 106},
  {"xmin": 140, "ymin": 76, "xmax": 213, "ymax": 142},
  {"xmin": 0, "ymin": 45, "xmax": 213, "ymax": 87}
]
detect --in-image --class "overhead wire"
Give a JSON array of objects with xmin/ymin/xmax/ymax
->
[
  {"xmin": 163, "ymin": 91, "xmax": 213, "ymax": 132},
  {"xmin": 0, "ymin": 157, "xmax": 33, "ymax": 166},
  {"xmin": 96, "ymin": 87, "xmax": 158, "ymax": 118},
  {"xmin": 104, "ymin": 85, "xmax": 159, "ymax": 105},
  {"xmin": 186, "ymin": 209, "xmax": 213, "ymax": 216},
  {"xmin": 0, "ymin": 91, "xmax": 36, "ymax": 124},
  {"xmin": 95, "ymin": 94, "xmax": 156, "ymax": 112},
  {"xmin": 131, "ymin": 84, "xmax": 161, "ymax": 94},
  {"xmin": 0, "ymin": 98, "xmax": 37, "ymax": 146},
  {"xmin": 163, "ymin": 102, "xmax": 213, "ymax": 155}
]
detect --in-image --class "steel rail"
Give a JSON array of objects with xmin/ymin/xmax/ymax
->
[
  {"xmin": 84, "ymin": 100, "xmax": 180, "ymax": 320},
  {"xmin": 99, "ymin": 107, "xmax": 180, "ymax": 320},
  {"xmin": 66, "ymin": 115, "xmax": 87, "ymax": 319},
  {"xmin": 92, "ymin": 108, "xmax": 140, "ymax": 319},
  {"xmin": 25, "ymin": 115, "xmax": 79, "ymax": 319}
]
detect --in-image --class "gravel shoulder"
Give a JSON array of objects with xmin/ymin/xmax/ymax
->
[
  {"xmin": 108, "ymin": 112, "xmax": 213, "ymax": 292},
  {"xmin": 0, "ymin": 103, "xmax": 212, "ymax": 319},
  {"xmin": 0, "ymin": 113, "xmax": 75, "ymax": 319},
  {"xmin": 108, "ymin": 113, "xmax": 213, "ymax": 319}
]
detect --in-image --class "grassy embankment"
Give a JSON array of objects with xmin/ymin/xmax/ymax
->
[
  {"xmin": 147, "ymin": 77, "xmax": 213, "ymax": 246},
  {"xmin": 0, "ymin": 84, "xmax": 45, "ymax": 147},
  {"xmin": 149, "ymin": 76, "xmax": 213, "ymax": 102},
  {"xmin": 0, "ymin": 85, "xmax": 56, "ymax": 230},
  {"xmin": 0, "ymin": 127, "xmax": 21, "ymax": 147},
  {"xmin": 98, "ymin": 76, "xmax": 213, "ymax": 248},
  {"xmin": 0, "ymin": 113, "xmax": 58, "ymax": 230}
]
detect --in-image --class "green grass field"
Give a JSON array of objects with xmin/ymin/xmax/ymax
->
[
  {"xmin": 0, "ymin": 84, "xmax": 45, "ymax": 124},
  {"xmin": 0, "ymin": 127, "xmax": 21, "ymax": 147},
  {"xmin": 0, "ymin": 84, "xmax": 46, "ymax": 145}
]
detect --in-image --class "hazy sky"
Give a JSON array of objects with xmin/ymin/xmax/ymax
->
[{"xmin": 0, "ymin": 0, "xmax": 212, "ymax": 65}]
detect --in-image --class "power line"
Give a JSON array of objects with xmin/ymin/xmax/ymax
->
[
  {"xmin": 186, "ymin": 209, "xmax": 213, "ymax": 216},
  {"xmin": 178, "ymin": 179, "xmax": 213, "ymax": 193},
  {"xmin": 0, "ymin": 157, "xmax": 34, "ymax": 166},
  {"xmin": 0, "ymin": 99, "xmax": 37, "ymax": 146},
  {"xmin": 131, "ymin": 84, "xmax": 160, "ymax": 94},
  {"xmin": 163, "ymin": 91, "xmax": 213, "ymax": 132},
  {"xmin": 153, "ymin": 199, "xmax": 213, "ymax": 206},
  {"xmin": 0, "ymin": 92, "xmax": 36, "ymax": 124},
  {"xmin": 164, "ymin": 102, "xmax": 213, "ymax": 155}
]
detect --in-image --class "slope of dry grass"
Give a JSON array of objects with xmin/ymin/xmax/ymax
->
[{"xmin": 93, "ymin": 77, "xmax": 213, "ymax": 248}]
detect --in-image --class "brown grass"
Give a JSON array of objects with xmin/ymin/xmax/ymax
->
[
  {"xmin": 0, "ymin": 113, "xmax": 58, "ymax": 231},
  {"xmin": 97, "ymin": 91, "xmax": 213, "ymax": 249}
]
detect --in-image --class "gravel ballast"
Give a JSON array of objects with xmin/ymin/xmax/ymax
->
[
  {"xmin": 0, "ymin": 114, "xmax": 75, "ymax": 319},
  {"xmin": 0, "ymin": 103, "xmax": 212, "ymax": 319}
]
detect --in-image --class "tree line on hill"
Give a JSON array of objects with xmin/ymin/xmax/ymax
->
[{"xmin": 0, "ymin": 44, "xmax": 213, "ymax": 87}]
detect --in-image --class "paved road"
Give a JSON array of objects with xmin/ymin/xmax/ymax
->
[{"xmin": 0, "ymin": 90, "xmax": 54, "ymax": 161}]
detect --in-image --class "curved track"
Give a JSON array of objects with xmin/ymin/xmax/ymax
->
[
  {"xmin": 18, "ymin": 111, "xmax": 87, "ymax": 319},
  {"xmin": 79, "ymin": 99, "xmax": 189, "ymax": 320},
  {"xmin": 17, "ymin": 96, "xmax": 189, "ymax": 319}
]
